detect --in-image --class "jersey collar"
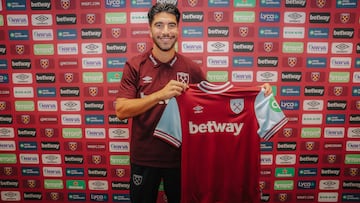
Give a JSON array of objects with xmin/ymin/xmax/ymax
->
[{"xmin": 149, "ymin": 52, "xmax": 178, "ymax": 68}]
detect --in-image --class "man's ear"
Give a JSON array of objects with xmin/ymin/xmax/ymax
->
[{"xmin": 149, "ymin": 26, "xmax": 153, "ymax": 38}]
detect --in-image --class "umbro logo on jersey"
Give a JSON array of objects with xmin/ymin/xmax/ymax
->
[{"xmin": 142, "ymin": 76, "xmax": 152, "ymax": 83}]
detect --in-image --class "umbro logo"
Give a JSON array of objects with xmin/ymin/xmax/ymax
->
[{"xmin": 142, "ymin": 76, "xmax": 152, "ymax": 84}]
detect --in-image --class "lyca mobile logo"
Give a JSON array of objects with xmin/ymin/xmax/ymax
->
[
  {"xmin": 106, "ymin": 0, "xmax": 126, "ymax": 8},
  {"xmin": 280, "ymin": 100, "xmax": 299, "ymax": 110},
  {"xmin": 298, "ymin": 181, "xmax": 316, "ymax": 189},
  {"xmin": 259, "ymin": 12, "xmax": 280, "ymax": 23}
]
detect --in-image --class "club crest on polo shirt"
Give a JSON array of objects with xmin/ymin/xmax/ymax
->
[{"xmin": 177, "ymin": 72, "xmax": 189, "ymax": 84}]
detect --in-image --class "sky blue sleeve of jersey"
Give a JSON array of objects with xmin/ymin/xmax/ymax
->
[
  {"xmin": 255, "ymin": 89, "xmax": 288, "ymax": 140},
  {"xmin": 153, "ymin": 97, "xmax": 182, "ymax": 147}
]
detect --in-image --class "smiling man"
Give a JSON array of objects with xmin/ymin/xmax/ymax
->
[
  {"xmin": 115, "ymin": 3, "xmax": 273, "ymax": 203},
  {"xmin": 115, "ymin": 3, "xmax": 206, "ymax": 203}
]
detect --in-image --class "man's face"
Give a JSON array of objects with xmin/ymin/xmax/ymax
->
[{"xmin": 149, "ymin": 12, "xmax": 179, "ymax": 52}]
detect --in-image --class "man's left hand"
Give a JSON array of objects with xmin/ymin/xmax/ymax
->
[{"xmin": 261, "ymin": 83, "xmax": 272, "ymax": 96}]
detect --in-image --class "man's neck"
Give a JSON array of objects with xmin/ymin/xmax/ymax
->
[{"xmin": 152, "ymin": 48, "xmax": 176, "ymax": 63}]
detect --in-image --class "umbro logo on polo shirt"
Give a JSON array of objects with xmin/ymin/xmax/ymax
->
[{"xmin": 142, "ymin": 76, "xmax": 152, "ymax": 83}]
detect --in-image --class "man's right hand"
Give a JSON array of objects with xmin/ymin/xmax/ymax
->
[{"xmin": 153, "ymin": 80, "xmax": 188, "ymax": 101}]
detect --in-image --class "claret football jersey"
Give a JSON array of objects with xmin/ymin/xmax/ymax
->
[{"xmin": 154, "ymin": 81, "xmax": 288, "ymax": 203}]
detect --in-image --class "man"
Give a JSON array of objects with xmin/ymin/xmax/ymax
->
[
  {"xmin": 115, "ymin": 3, "xmax": 273, "ymax": 203},
  {"xmin": 115, "ymin": 3, "xmax": 205, "ymax": 203}
]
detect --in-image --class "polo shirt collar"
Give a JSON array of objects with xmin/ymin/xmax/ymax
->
[{"xmin": 149, "ymin": 52, "xmax": 178, "ymax": 68}]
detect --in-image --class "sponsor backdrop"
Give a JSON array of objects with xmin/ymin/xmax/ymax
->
[{"xmin": 0, "ymin": 0, "xmax": 359, "ymax": 202}]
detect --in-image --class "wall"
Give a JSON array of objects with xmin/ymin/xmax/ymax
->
[{"xmin": 0, "ymin": 0, "xmax": 359, "ymax": 202}]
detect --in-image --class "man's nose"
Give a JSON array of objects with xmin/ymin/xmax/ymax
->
[{"xmin": 162, "ymin": 25, "xmax": 170, "ymax": 33}]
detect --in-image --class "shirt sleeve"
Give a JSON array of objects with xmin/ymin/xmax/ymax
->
[
  {"xmin": 153, "ymin": 97, "xmax": 182, "ymax": 147},
  {"xmin": 116, "ymin": 61, "xmax": 139, "ymax": 99},
  {"xmin": 255, "ymin": 89, "xmax": 289, "ymax": 140}
]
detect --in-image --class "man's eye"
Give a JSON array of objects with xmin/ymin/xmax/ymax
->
[
  {"xmin": 168, "ymin": 24, "xmax": 177, "ymax": 29},
  {"xmin": 155, "ymin": 24, "xmax": 163, "ymax": 29}
]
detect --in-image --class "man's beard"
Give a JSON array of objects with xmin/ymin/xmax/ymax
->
[{"xmin": 153, "ymin": 35, "xmax": 177, "ymax": 52}]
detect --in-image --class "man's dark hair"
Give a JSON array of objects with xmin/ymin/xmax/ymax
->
[{"xmin": 147, "ymin": 3, "xmax": 180, "ymax": 25}]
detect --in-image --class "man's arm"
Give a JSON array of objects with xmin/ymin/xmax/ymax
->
[{"xmin": 115, "ymin": 80, "xmax": 188, "ymax": 119}]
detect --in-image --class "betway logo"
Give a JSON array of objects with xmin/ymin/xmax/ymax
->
[
  {"xmin": 182, "ymin": 12, "xmax": 204, "ymax": 22},
  {"xmin": 189, "ymin": 121, "xmax": 243, "ymax": 136},
  {"xmin": 208, "ymin": 27, "xmax": 229, "ymax": 37}
]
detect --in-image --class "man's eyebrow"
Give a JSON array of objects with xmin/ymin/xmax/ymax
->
[{"xmin": 153, "ymin": 21, "xmax": 177, "ymax": 25}]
